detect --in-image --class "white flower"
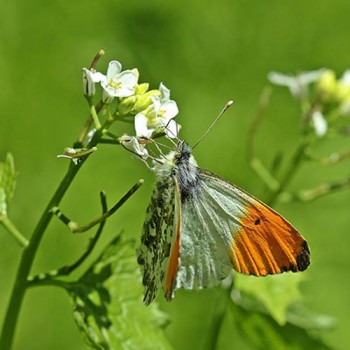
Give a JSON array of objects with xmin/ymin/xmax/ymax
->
[
  {"xmin": 134, "ymin": 83, "xmax": 179, "ymax": 139},
  {"xmin": 159, "ymin": 82, "xmax": 170, "ymax": 102},
  {"xmin": 95, "ymin": 60, "xmax": 138, "ymax": 99},
  {"xmin": 82, "ymin": 68, "xmax": 105, "ymax": 97},
  {"xmin": 268, "ymin": 69, "xmax": 326, "ymax": 100},
  {"xmin": 119, "ymin": 134, "xmax": 148, "ymax": 159},
  {"xmin": 135, "ymin": 113, "xmax": 154, "ymax": 139},
  {"xmin": 340, "ymin": 70, "xmax": 350, "ymax": 87},
  {"xmin": 312, "ymin": 111, "xmax": 328, "ymax": 137}
]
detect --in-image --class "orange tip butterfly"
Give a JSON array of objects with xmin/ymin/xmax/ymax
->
[
  {"xmin": 136, "ymin": 103, "xmax": 310, "ymax": 305},
  {"xmin": 136, "ymin": 141, "xmax": 310, "ymax": 305}
]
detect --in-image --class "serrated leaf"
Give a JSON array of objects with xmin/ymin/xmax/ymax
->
[
  {"xmin": 0, "ymin": 153, "xmax": 16, "ymax": 216},
  {"xmin": 67, "ymin": 236, "xmax": 173, "ymax": 350},
  {"xmin": 235, "ymin": 273, "xmax": 304, "ymax": 325},
  {"xmin": 230, "ymin": 301, "xmax": 334, "ymax": 350}
]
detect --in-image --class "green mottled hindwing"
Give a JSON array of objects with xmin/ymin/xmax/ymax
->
[{"xmin": 137, "ymin": 173, "xmax": 179, "ymax": 305}]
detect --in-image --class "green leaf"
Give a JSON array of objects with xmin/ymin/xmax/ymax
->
[
  {"xmin": 287, "ymin": 304, "xmax": 337, "ymax": 331},
  {"xmin": 230, "ymin": 301, "xmax": 334, "ymax": 350},
  {"xmin": 67, "ymin": 236, "xmax": 173, "ymax": 350},
  {"xmin": 234, "ymin": 273, "xmax": 304, "ymax": 325},
  {"xmin": 0, "ymin": 153, "xmax": 16, "ymax": 217}
]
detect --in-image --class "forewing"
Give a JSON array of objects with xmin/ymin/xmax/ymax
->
[
  {"xmin": 198, "ymin": 169, "xmax": 310, "ymax": 277},
  {"xmin": 137, "ymin": 175, "xmax": 180, "ymax": 305}
]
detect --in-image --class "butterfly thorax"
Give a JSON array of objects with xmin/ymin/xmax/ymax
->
[{"xmin": 154, "ymin": 142, "xmax": 201, "ymax": 202}]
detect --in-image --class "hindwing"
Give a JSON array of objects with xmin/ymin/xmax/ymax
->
[{"xmin": 137, "ymin": 174, "xmax": 181, "ymax": 305}]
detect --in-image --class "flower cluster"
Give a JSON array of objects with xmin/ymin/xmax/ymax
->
[
  {"xmin": 82, "ymin": 59, "xmax": 180, "ymax": 159},
  {"xmin": 268, "ymin": 69, "xmax": 350, "ymax": 138}
]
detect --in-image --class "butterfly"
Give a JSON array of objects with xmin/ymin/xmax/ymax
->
[{"xmin": 136, "ymin": 140, "xmax": 310, "ymax": 305}]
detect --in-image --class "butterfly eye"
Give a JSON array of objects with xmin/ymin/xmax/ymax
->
[{"xmin": 254, "ymin": 218, "xmax": 261, "ymax": 225}]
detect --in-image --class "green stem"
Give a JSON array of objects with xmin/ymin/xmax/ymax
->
[
  {"xmin": 90, "ymin": 104, "xmax": 101, "ymax": 129},
  {"xmin": 76, "ymin": 100, "xmax": 103, "ymax": 145},
  {"xmin": 265, "ymin": 140, "xmax": 308, "ymax": 206},
  {"xmin": 59, "ymin": 179, "xmax": 144, "ymax": 233},
  {"xmin": 27, "ymin": 278, "xmax": 74, "ymax": 290},
  {"xmin": 0, "ymin": 124, "xmax": 110, "ymax": 349},
  {"xmin": 0, "ymin": 216, "xmax": 29, "ymax": 248},
  {"xmin": 27, "ymin": 191, "xmax": 109, "ymax": 285},
  {"xmin": 0, "ymin": 162, "xmax": 82, "ymax": 349}
]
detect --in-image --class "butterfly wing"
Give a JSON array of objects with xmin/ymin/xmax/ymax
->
[
  {"xmin": 176, "ymin": 168, "xmax": 310, "ymax": 290},
  {"xmin": 137, "ymin": 174, "xmax": 181, "ymax": 305}
]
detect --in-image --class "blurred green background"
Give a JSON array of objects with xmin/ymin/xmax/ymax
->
[{"xmin": 1, "ymin": 0, "xmax": 350, "ymax": 349}]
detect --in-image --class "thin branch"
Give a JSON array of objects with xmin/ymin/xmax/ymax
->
[
  {"xmin": 76, "ymin": 100, "xmax": 104, "ymax": 146},
  {"xmin": 28, "ymin": 191, "xmax": 109, "ymax": 286},
  {"xmin": 89, "ymin": 49, "xmax": 105, "ymax": 70},
  {"xmin": 247, "ymin": 85, "xmax": 272, "ymax": 162},
  {"xmin": 51, "ymin": 179, "xmax": 144, "ymax": 233},
  {"xmin": 247, "ymin": 86, "xmax": 280, "ymax": 191},
  {"xmin": 280, "ymin": 176, "xmax": 350, "ymax": 203},
  {"xmin": 0, "ymin": 216, "xmax": 29, "ymax": 248},
  {"xmin": 249, "ymin": 159, "xmax": 280, "ymax": 192},
  {"xmin": 306, "ymin": 148, "xmax": 350, "ymax": 166}
]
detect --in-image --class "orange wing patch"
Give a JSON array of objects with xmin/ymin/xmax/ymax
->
[
  {"xmin": 164, "ymin": 212, "xmax": 181, "ymax": 300},
  {"xmin": 231, "ymin": 202, "xmax": 310, "ymax": 276}
]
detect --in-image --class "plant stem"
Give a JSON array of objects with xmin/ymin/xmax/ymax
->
[
  {"xmin": 68, "ymin": 179, "xmax": 144, "ymax": 233},
  {"xmin": 0, "ymin": 161, "xmax": 82, "ymax": 349},
  {"xmin": 0, "ymin": 123, "xmax": 110, "ymax": 349},
  {"xmin": 27, "ymin": 191, "xmax": 109, "ymax": 286},
  {"xmin": 0, "ymin": 216, "xmax": 29, "ymax": 248},
  {"xmin": 265, "ymin": 139, "xmax": 308, "ymax": 206}
]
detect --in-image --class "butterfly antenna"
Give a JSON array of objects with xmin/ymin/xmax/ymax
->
[
  {"xmin": 192, "ymin": 100, "xmax": 234, "ymax": 150},
  {"xmin": 150, "ymin": 139, "xmax": 166, "ymax": 157},
  {"xmin": 163, "ymin": 119, "xmax": 180, "ymax": 146}
]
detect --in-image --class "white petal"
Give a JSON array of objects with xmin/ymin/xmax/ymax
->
[
  {"xmin": 162, "ymin": 100, "xmax": 179, "ymax": 119},
  {"xmin": 114, "ymin": 85, "xmax": 135, "ymax": 97},
  {"xmin": 312, "ymin": 111, "xmax": 327, "ymax": 137},
  {"xmin": 106, "ymin": 60, "xmax": 122, "ymax": 79},
  {"xmin": 151, "ymin": 95, "xmax": 161, "ymax": 113},
  {"xmin": 102, "ymin": 89, "xmax": 114, "ymax": 104},
  {"xmin": 159, "ymin": 82, "xmax": 170, "ymax": 101},
  {"xmin": 268, "ymin": 71, "xmax": 303, "ymax": 98},
  {"xmin": 268, "ymin": 72, "xmax": 295, "ymax": 87},
  {"xmin": 118, "ymin": 70, "xmax": 138, "ymax": 86},
  {"xmin": 135, "ymin": 113, "xmax": 153, "ymax": 138},
  {"xmin": 90, "ymin": 71, "xmax": 106, "ymax": 83},
  {"xmin": 83, "ymin": 69, "xmax": 96, "ymax": 96},
  {"xmin": 298, "ymin": 69, "xmax": 326, "ymax": 85},
  {"xmin": 120, "ymin": 135, "xmax": 149, "ymax": 159},
  {"xmin": 165, "ymin": 119, "xmax": 179, "ymax": 138},
  {"xmin": 340, "ymin": 70, "xmax": 350, "ymax": 87}
]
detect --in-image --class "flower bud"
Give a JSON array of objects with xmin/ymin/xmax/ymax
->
[
  {"xmin": 82, "ymin": 68, "xmax": 96, "ymax": 97},
  {"xmin": 134, "ymin": 90, "xmax": 160, "ymax": 113},
  {"xmin": 316, "ymin": 70, "xmax": 337, "ymax": 101},
  {"xmin": 135, "ymin": 83, "xmax": 149, "ymax": 95},
  {"xmin": 337, "ymin": 70, "xmax": 350, "ymax": 104},
  {"xmin": 118, "ymin": 95, "xmax": 137, "ymax": 115}
]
